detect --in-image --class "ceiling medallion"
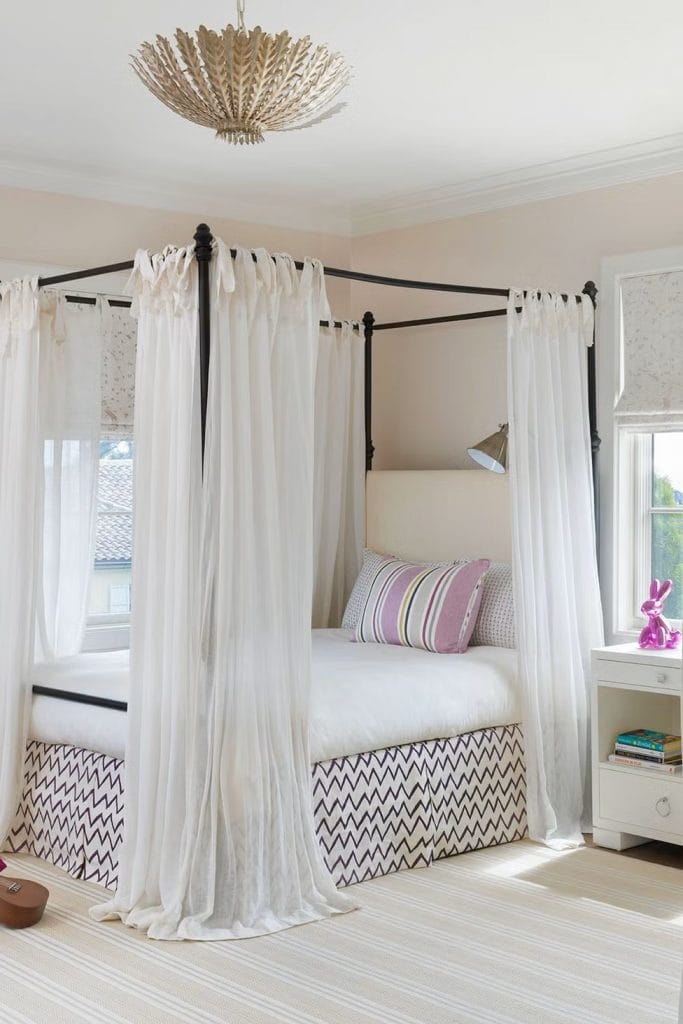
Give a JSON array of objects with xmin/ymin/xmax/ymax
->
[{"xmin": 132, "ymin": 0, "xmax": 350, "ymax": 145}]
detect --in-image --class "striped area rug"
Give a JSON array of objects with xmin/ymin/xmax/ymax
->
[{"xmin": 2, "ymin": 840, "xmax": 682, "ymax": 1024}]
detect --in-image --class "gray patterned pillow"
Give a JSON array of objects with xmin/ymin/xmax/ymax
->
[
  {"xmin": 468, "ymin": 561, "xmax": 515, "ymax": 649},
  {"xmin": 341, "ymin": 550, "xmax": 389, "ymax": 630},
  {"xmin": 341, "ymin": 549, "xmax": 515, "ymax": 649}
]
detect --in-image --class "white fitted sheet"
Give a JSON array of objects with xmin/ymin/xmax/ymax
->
[{"xmin": 29, "ymin": 630, "xmax": 519, "ymax": 763}]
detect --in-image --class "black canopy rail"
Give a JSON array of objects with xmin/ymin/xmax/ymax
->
[
  {"xmin": 24, "ymin": 221, "xmax": 599, "ymax": 714},
  {"xmin": 38, "ymin": 255, "xmax": 511, "ymax": 295},
  {"xmin": 30, "ymin": 225, "xmax": 598, "ymax": 479},
  {"xmin": 367, "ymin": 280, "xmax": 599, "ymax": 485},
  {"xmin": 32, "ymin": 684, "xmax": 128, "ymax": 713},
  {"xmin": 18, "ymin": 223, "xmax": 599, "ymax": 483}
]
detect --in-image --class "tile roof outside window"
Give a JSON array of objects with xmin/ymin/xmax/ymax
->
[{"xmin": 95, "ymin": 459, "xmax": 132, "ymax": 565}]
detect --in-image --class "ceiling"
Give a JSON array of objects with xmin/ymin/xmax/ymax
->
[{"xmin": 4, "ymin": 0, "xmax": 683, "ymax": 234}]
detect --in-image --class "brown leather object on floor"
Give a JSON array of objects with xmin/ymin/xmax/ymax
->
[{"xmin": 0, "ymin": 878, "xmax": 49, "ymax": 929}]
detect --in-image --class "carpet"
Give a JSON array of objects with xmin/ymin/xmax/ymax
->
[{"xmin": 1, "ymin": 840, "xmax": 682, "ymax": 1024}]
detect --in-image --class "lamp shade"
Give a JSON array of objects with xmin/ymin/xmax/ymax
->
[{"xmin": 467, "ymin": 423, "xmax": 508, "ymax": 474}]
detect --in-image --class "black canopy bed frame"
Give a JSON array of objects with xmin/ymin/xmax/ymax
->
[{"xmin": 27, "ymin": 220, "xmax": 600, "ymax": 716}]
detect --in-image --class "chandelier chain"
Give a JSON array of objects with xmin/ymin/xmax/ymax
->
[{"xmin": 235, "ymin": 0, "xmax": 246, "ymax": 32}]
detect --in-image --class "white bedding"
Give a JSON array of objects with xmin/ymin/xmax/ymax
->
[
  {"xmin": 29, "ymin": 630, "xmax": 519, "ymax": 763},
  {"xmin": 30, "ymin": 651, "xmax": 129, "ymax": 762}
]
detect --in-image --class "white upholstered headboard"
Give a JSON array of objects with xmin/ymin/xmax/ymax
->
[{"xmin": 366, "ymin": 470, "xmax": 511, "ymax": 564}]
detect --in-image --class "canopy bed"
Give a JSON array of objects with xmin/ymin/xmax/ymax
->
[
  {"xmin": 1, "ymin": 225, "xmax": 603, "ymax": 939},
  {"xmin": 15, "ymin": 468, "xmax": 524, "ymax": 889}
]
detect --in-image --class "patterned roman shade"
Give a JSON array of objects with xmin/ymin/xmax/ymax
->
[
  {"xmin": 101, "ymin": 304, "xmax": 136, "ymax": 439},
  {"xmin": 617, "ymin": 271, "xmax": 683, "ymax": 426}
]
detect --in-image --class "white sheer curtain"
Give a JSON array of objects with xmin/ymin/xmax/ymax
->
[
  {"xmin": 313, "ymin": 321, "xmax": 365, "ymax": 628},
  {"xmin": 507, "ymin": 289, "xmax": 604, "ymax": 848},
  {"xmin": 37, "ymin": 297, "xmax": 102, "ymax": 659},
  {"xmin": 0, "ymin": 279, "xmax": 43, "ymax": 845},
  {"xmin": 91, "ymin": 245, "xmax": 202, "ymax": 935},
  {"xmin": 1, "ymin": 282, "xmax": 103, "ymax": 846},
  {"xmin": 93, "ymin": 242, "xmax": 353, "ymax": 940}
]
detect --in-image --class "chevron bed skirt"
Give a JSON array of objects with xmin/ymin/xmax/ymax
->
[{"xmin": 7, "ymin": 724, "xmax": 526, "ymax": 890}]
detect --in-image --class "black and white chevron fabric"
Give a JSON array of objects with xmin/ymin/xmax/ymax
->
[
  {"xmin": 7, "ymin": 740, "xmax": 124, "ymax": 889},
  {"xmin": 314, "ymin": 724, "xmax": 526, "ymax": 886},
  {"xmin": 7, "ymin": 725, "xmax": 526, "ymax": 891}
]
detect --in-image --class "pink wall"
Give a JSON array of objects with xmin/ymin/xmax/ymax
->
[
  {"xmin": 0, "ymin": 187, "xmax": 353, "ymax": 314},
  {"xmin": 350, "ymin": 172, "xmax": 683, "ymax": 469}
]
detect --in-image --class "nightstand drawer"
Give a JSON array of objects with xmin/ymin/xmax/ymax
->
[
  {"xmin": 595, "ymin": 659, "xmax": 680, "ymax": 690},
  {"xmin": 599, "ymin": 767, "xmax": 682, "ymax": 836}
]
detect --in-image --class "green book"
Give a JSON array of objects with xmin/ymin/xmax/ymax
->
[{"xmin": 616, "ymin": 729, "xmax": 681, "ymax": 752}]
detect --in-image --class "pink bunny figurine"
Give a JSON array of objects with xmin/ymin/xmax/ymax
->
[{"xmin": 639, "ymin": 579, "xmax": 681, "ymax": 650}]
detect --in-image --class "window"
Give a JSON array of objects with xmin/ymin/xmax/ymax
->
[
  {"xmin": 651, "ymin": 433, "xmax": 683, "ymax": 620},
  {"xmin": 602, "ymin": 252, "xmax": 683, "ymax": 642},
  {"xmin": 616, "ymin": 430, "xmax": 683, "ymax": 633},
  {"xmin": 109, "ymin": 583, "xmax": 132, "ymax": 615},
  {"xmin": 84, "ymin": 440, "xmax": 133, "ymax": 650}
]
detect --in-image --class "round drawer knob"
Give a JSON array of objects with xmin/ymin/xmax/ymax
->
[
  {"xmin": 657, "ymin": 673, "xmax": 667, "ymax": 684},
  {"xmin": 656, "ymin": 797, "xmax": 671, "ymax": 818}
]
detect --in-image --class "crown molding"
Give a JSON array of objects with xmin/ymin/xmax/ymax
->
[
  {"xmin": 349, "ymin": 134, "xmax": 683, "ymax": 236},
  {"xmin": 0, "ymin": 157, "xmax": 352, "ymax": 238},
  {"xmin": 4, "ymin": 133, "xmax": 683, "ymax": 242}
]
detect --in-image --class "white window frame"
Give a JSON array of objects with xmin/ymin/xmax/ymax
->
[
  {"xmin": 109, "ymin": 582, "xmax": 132, "ymax": 616},
  {"xmin": 615, "ymin": 430, "xmax": 683, "ymax": 635},
  {"xmin": 85, "ymin": 571, "xmax": 132, "ymax": 650},
  {"xmin": 600, "ymin": 246, "xmax": 683, "ymax": 643},
  {"xmin": 614, "ymin": 429, "xmax": 648, "ymax": 634},
  {"xmin": 85, "ymin": 576, "xmax": 132, "ymax": 648}
]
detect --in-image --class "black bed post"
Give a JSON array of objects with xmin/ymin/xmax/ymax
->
[
  {"xmin": 363, "ymin": 311, "xmax": 375, "ymax": 471},
  {"xmin": 194, "ymin": 223, "xmax": 214, "ymax": 467},
  {"xmin": 582, "ymin": 280, "xmax": 600, "ymax": 542}
]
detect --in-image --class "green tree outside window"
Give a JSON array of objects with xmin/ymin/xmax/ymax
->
[{"xmin": 652, "ymin": 472, "xmax": 683, "ymax": 620}]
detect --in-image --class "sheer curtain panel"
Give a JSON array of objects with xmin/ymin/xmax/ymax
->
[
  {"xmin": 91, "ymin": 246, "xmax": 203, "ymax": 935},
  {"xmin": 37, "ymin": 297, "xmax": 102, "ymax": 659},
  {"xmin": 507, "ymin": 290, "xmax": 604, "ymax": 848},
  {"xmin": 313, "ymin": 321, "xmax": 365, "ymax": 628},
  {"xmin": 93, "ymin": 242, "xmax": 353, "ymax": 939},
  {"xmin": 0, "ymin": 280, "xmax": 43, "ymax": 845}
]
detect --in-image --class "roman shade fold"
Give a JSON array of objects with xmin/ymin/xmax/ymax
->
[
  {"xmin": 101, "ymin": 302, "xmax": 136, "ymax": 438},
  {"xmin": 616, "ymin": 271, "xmax": 683, "ymax": 427}
]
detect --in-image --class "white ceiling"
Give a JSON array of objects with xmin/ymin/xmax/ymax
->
[{"xmin": 4, "ymin": 0, "xmax": 683, "ymax": 234}]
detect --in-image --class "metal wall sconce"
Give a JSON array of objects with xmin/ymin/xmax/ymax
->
[{"xmin": 467, "ymin": 423, "xmax": 508, "ymax": 474}]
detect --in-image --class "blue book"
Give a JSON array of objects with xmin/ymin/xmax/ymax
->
[{"xmin": 616, "ymin": 728, "xmax": 681, "ymax": 752}]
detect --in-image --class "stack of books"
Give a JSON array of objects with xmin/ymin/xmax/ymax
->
[{"xmin": 609, "ymin": 729, "xmax": 683, "ymax": 773}]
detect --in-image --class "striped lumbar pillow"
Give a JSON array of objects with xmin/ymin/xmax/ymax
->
[{"xmin": 355, "ymin": 557, "xmax": 490, "ymax": 654}]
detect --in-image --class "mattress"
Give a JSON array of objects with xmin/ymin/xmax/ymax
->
[
  {"xmin": 311, "ymin": 629, "xmax": 518, "ymax": 761},
  {"xmin": 29, "ymin": 629, "xmax": 519, "ymax": 764},
  {"xmin": 30, "ymin": 650, "xmax": 129, "ymax": 762}
]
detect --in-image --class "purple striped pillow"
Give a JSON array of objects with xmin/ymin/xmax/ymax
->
[{"xmin": 355, "ymin": 557, "xmax": 490, "ymax": 654}]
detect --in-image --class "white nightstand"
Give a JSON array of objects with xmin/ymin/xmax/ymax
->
[{"xmin": 592, "ymin": 643, "xmax": 683, "ymax": 851}]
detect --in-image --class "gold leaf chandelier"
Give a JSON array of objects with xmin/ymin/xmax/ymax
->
[{"xmin": 132, "ymin": 0, "xmax": 350, "ymax": 145}]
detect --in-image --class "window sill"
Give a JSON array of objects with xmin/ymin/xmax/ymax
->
[
  {"xmin": 82, "ymin": 622, "xmax": 130, "ymax": 653},
  {"xmin": 612, "ymin": 629, "xmax": 640, "ymax": 646}
]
